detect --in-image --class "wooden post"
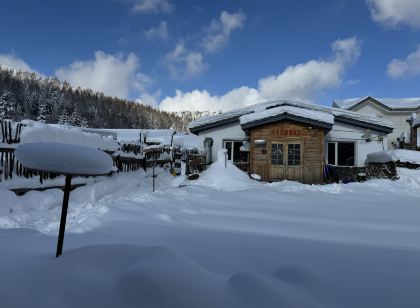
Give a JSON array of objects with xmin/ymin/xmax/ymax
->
[
  {"xmin": 152, "ymin": 149, "xmax": 155, "ymax": 192},
  {"xmin": 411, "ymin": 125, "xmax": 417, "ymax": 150},
  {"xmin": 56, "ymin": 175, "xmax": 72, "ymax": 257},
  {"xmin": 185, "ymin": 153, "xmax": 189, "ymax": 176}
]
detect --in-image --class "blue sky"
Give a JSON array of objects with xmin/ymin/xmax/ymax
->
[{"xmin": 0, "ymin": 0, "xmax": 419, "ymax": 112}]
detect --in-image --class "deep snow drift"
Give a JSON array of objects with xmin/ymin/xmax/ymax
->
[{"xmin": 1, "ymin": 159, "xmax": 420, "ymax": 307}]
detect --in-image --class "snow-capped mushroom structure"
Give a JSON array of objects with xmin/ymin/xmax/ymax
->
[
  {"xmin": 15, "ymin": 142, "xmax": 113, "ymax": 176},
  {"xmin": 15, "ymin": 142, "xmax": 114, "ymax": 257}
]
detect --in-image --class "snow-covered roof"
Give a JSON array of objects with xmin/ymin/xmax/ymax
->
[
  {"xmin": 239, "ymin": 105, "xmax": 334, "ymax": 128},
  {"xmin": 333, "ymin": 96, "xmax": 420, "ymax": 110},
  {"xmin": 172, "ymin": 133, "xmax": 203, "ymax": 150},
  {"xmin": 330, "ymin": 108, "xmax": 393, "ymax": 130},
  {"xmin": 80, "ymin": 128, "xmax": 178, "ymax": 146},
  {"xmin": 81, "ymin": 128, "xmax": 135, "ymax": 142},
  {"xmin": 142, "ymin": 129, "xmax": 175, "ymax": 145},
  {"xmin": 365, "ymin": 149, "xmax": 420, "ymax": 165},
  {"xmin": 189, "ymin": 99, "xmax": 394, "ymax": 133}
]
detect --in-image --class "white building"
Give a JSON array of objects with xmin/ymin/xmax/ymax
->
[
  {"xmin": 333, "ymin": 96, "xmax": 420, "ymax": 148},
  {"xmin": 189, "ymin": 99, "xmax": 393, "ymax": 183}
]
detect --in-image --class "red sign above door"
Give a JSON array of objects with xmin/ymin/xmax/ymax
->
[{"xmin": 272, "ymin": 128, "xmax": 302, "ymax": 137}]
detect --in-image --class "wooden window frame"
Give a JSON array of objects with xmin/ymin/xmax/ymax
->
[
  {"xmin": 287, "ymin": 143, "xmax": 301, "ymax": 166},
  {"xmin": 271, "ymin": 143, "xmax": 284, "ymax": 165}
]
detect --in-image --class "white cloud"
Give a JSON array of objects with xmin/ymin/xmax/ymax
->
[
  {"xmin": 201, "ymin": 11, "xmax": 246, "ymax": 54},
  {"xmin": 258, "ymin": 37, "xmax": 361, "ymax": 100},
  {"xmin": 143, "ymin": 21, "xmax": 169, "ymax": 41},
  {"xmin": 0, "ymin": 53, "xmax": 36, "ymax": 73},
  {"xmin": 163, "ymin": 43, "xmax": 207, "ymax": 79},
  {"xmin": 159, "ymin": 37, "xmax": 362, "ymax": 112},
  {"xmin": 55, "ymin": 51, "xmax": 149, "ymax": 98},
  {"xmin": 387, "ymin": 45, "xmax": 420, "ymax": 78},
  {"xmin": 159, "ymin": 87, "xmax": 261, "ymax": 113},
  {"xmin": 366, "ymin": 0, "xmax": 420, "ymax": 29},
  {"xmin": 162, "ymin": 10, "xmax": 245, "ymax": 79},
  {"xmin": 132, "ymin": 0, "xmax": 173, "ymax": 14},
  {"xmin": 136, "ymin": 90, "xmax": 162, "ymax": 107}
]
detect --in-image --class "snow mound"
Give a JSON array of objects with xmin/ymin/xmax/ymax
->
[
  {"xmin": 0, "ymin": 169, "xmax": 175, "ymax": 234},
  {"xmin": 5, "ymin": 244, "xmax": 321, "ymax": 308},
  {"xmin": 397, "ymin": 168, "xmax": 420, "ymax": 189},
  {"xmin": 366, "ymin": 149, "xmax": 420, "ymax": 164},
  {"xmin": 20, "ymin": 121, "xmax": 119, "ymax": 151},
  {"xmin": 0, "ymin": 186, "xmax": 110, "ymax": 234},
  {"xmin": 195, "ymin": 150, "xmax": 258, "ymax": 191},
  {"xmin": 171, "ymin": 175, "xmax": 188, "ymax": 187},
  {"xmin": 118, "ymin": 246, "xmax": 226, "ymax": 308},
  {"xmin": 0, "ymin": 189, "xmax": 20, "ymax": 216}
]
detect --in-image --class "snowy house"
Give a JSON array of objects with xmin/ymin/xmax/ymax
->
[
  {"xmin": 189, "ymin": 99, "xmax": 393, "ymax": 184},
  {"xmin": 333, "ymin": 96, "xmax": 420, "ymax": 148}
]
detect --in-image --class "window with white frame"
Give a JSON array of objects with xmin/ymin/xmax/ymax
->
[
  {"xmin": 327, "ymin": 142, "xmax": 355, "ymax": 166},
  {"xmin": 223, "ymin": 140, "xmax": 246, "ymax": 163}
]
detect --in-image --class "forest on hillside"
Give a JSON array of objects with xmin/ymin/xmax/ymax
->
[{"xmin": 0, "ymin": 65, "xmax": 187, "ymax": 129}]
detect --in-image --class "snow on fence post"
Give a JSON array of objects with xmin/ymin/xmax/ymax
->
[{"xmin": 14, "ymin": 143, "xmax": 113, "ymax": 257}]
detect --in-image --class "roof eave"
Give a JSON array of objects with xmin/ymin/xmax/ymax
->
[
  {"xmin": 240, "ymin": 113, "xmax": 333, "ymax": 132},
  {"xmin": 334, "ymin": 116, "xmax": 393, "ymax": 134},
  {"xmin": 346, "ymin": 97, "xmax": 420, "ymax": 112},
  {"xmin": 189, "ymin": 117, "xmax": 240, "ymax": 134}
]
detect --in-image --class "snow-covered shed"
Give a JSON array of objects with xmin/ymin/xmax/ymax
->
[{"xmin": 189, "ymin": 99, "xmax": 394, "ymax": 183}]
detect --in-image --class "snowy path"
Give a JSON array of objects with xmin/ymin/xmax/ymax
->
[{"xmin": 1, "ymin": 164, "xmax": 420, "ymax": 307}]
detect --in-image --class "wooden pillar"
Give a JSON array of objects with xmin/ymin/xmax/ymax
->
[
  {"xmin": 411, "ymin": 125, "xmax": 417, "ymax": 150},
  {"xmin": 56, "ymin": 175, "xmax": 72, "ymax": 257}
]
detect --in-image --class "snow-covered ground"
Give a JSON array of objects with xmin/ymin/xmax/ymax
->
[{"xmin": 1, "ymin": 158, "xmax": 420, "ymax": 307}]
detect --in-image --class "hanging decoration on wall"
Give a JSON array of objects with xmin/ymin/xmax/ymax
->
[{"xmin": 362, "ymin": 129, "xmax": 372, "ymax": 142}]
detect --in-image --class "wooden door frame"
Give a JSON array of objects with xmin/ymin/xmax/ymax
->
[
  {"xmin": 269, "ymin": 139, "xmax": 303, "ymax": 182},
  {"xmin": 285, "ymin": 140, "xmax": 303, "ymax": 182},
  {"xmin": 269, "ymin": 140, "xmax": 286, "ymax": 181}
]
